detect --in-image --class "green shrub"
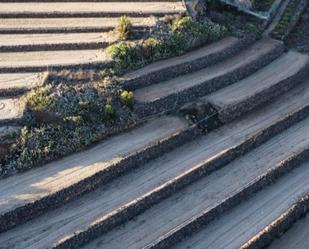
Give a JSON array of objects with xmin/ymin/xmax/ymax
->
[
  {"xmin": 25, "ymin": 85, "xmax": 55, "ymax": 111},
  {"xmin": 164, "ymin": 32, "xmax": 187, "ymax": 55},
  {"xmin": 120, "ymin": 90, "xmax": 134, "ymax": 108},
  {"xmin": 7, "ymin": 123, "xmax": 99, "ymax": 172},
  {"xmin": 107, "ymin": 42, "xmax": 139, "ymax": 72},
  {"xmin": 141, "ymin": 37, "xmax": 162, "ymax": 60},
  {"xmin": 99, "ymin": 68, "xmax": 116, "ymax": 78},
  {"xmin": 103, "ymin": 103, "xmax": 115, "ymax": 120},
  {"xmin": 116, "ymin": 16, "xmax": 133, "ymax": 41},
  {"xmin": 170, "ymin": 16, "xmax": 194, "ymax": 32}
]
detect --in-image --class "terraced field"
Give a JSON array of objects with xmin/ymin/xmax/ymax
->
[
  {"xmin": 0, "ymin": 0, "xmax": 186, "ymax": 158},
  {"xmin": 0, "ymin": 1, "xmax": 309, "ymax": 249}
]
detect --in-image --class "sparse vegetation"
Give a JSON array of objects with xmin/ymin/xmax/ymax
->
[
  {"xmin": 0, "ymin": 15, "xmax": 227, "ymax": 176},
  {"xmin": 116, "ymin": 16, "xmax": 133, "ymax": 41},
  {"xmin": 120, "ymin": 90, "xmax": 134, "ymax": 108},
  {"xmin": 24, "ymin": 85, "xmax": 55, "ymax": 111},
  {"xmin": 107, "ymin": 16, "xmax": 227, "ymax": 74},
  {"xmin": 103, "ymin": 103, "xmax": 115, "ymax": 120},
  {"xmin": 0, "ymin": 79, "xmax": 137, "ymax": 175},
  {"xmin": 107, "ymin": 41, "xmax": 139, "ymax": 72}
]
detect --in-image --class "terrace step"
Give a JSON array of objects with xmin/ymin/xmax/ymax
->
[
  {"xmin": 134, "ymin": 38, "xmax": 284, "ymax": 116},
  {"xmin": 80, "ymin": 117, "xmax": 309, "ymax": 249},
  {"xmin": 0, "ymin": 36, "xmax": 252, "ymax": 74},
  {"xmin": 0, "ymin": 115, "xmax": 191, "ymax": 232},
  {"xmin": 0, "ymin": 33, "xmax": 118, "ymax": 52},
  {"xmin": 43, "ymin": 36, "xmax": 253, "ymax": 85},
  {"xmin": 174, "ymin": 161, "xmax": 309, "ymax": 249},
  {"xmin": 1, "ymin": 81, "xmax": 308, "ymax": 248},
  {"xmin": 121, "ymin": 36, "xmax": 254, "ymax": 90},
  {"xmin": 0, "ymin": 17, "xmax": 157, "ymax": 34},
  {"xmin": 0, "ymin": 2, "xmax": 186, "ymax": 18},
  {"xmin": 0, "ymin": 49, "xmax": 111, "ymax": 73},
  {"xmin": 0, "ymin": 96, "xmax": 25, "ymax": 125},
  {"xmin": 0, "ymin": 72, "xmax": 47, "ymax": 96},
  {"xmin": 207, "ymin": 51, "xmax": 309, "ymax": 122},
  {"xmin": 267, "ymin": 212, "xmax": 309, "ymax": 249}
]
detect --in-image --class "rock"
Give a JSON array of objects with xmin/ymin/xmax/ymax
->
[
  {"xmin": 34, "ymin": 110, "xmax": 63, "ymax": 124},
  {"xmin": 185, "ymin": 0, "xmax": 208, "ymax": 20}
]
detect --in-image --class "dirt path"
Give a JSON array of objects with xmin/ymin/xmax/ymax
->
[
  {"xmin": 0, "ymin": 72, "xmax": 45, "ymax": 93},
  {"xmin": 0, "ymin": 17, "xmax": 156, "ymax": 33},
  {"xmin": 0, "ymin": 33, "xmax": 118, "ymax": 52},
  {"xmin": 0, "ymin": 2, "xmax": 185, "ymax": 17},
  {"xmin": 0, "ymin": 49, "xmax": 110, "ymax": 72},
  {"xmin": 0, "ymin": 97, "xmax": 24, "ymax": 123}
]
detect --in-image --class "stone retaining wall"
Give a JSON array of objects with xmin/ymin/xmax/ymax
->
[
  {"xmin": 241, "ymin": 193, "xmax": 309, "ymax": 249},
  {"xmin": 218, "ymin": 62, "xmax": 309, "ymax": 123},
  {"xmin": 135, "ymin": 41, "xmax": 284, "ymax": 117},
  {"xmin": 52, "ymin": 101, "xmax": 309, "ymax": 249},
  {"xmin": 0, "ymin": 121, "xmax": 201, "ymax": 232},
  {"xmin": 122, "ymin": 35, "xmax": 256, "ymax": 91}
]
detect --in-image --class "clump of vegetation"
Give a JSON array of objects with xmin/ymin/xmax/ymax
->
[
  {"xmin": 141, "ymin": 37, "xmax": 162, "ymax": 60},
  {"xmin": 107, "ymin": 16, "xmax": 227, "ymax": 74},
  {"xmin": 25, "ymin": 81, "xmax": 125, "ymax": 125},
  {"xmin": 25, "ymin": 85, "xmax": 55, "ymax": 111},
  {"xmin": 0, "ymin": 78, "xmax": 137, "ymax": 175},
  {"xmin": 116, "ymin": 15, "xmax": 133, "ymax": 40},
  {"xmin": 107, "ymin": 42, "xmax": 139, "ymax": 72},
  {"xmin": 120, "ymin": 90, "xmax": 134, "ymax": 108},
  {"xmin": 103, "ymin": 103, "xmax": 115, "ymax": 120},
  {"xmin": 5, "ymin": 123, "xmax": 99, "ymax": 172}
]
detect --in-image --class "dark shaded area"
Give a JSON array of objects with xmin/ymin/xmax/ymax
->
[{"xmin": 285, "ymin": 4, "xmax": 309, "ymax": 52}]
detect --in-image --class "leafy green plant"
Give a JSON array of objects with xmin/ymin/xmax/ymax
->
[
  {"xmin": 25, "ymin": 85, "xmax": 55, "ymax": 111},
  {"xmin": 103, "ymin": 103, "xmax": 115, "ymax": 120},
  {"xmin": 170, "ymin": 16, "xmax": 193, "ymax": 32},
  {"xmin": 142, "ymin": 37, "xmax": 162, "ymax": 60},
  {"xmin": 120, "ymin": 90, "xmax": 134, "ymax": 108},
  {"xmin": 107, "ymin": 42, "xmax": 139, "ymax": 72},
  {"xmin": 116, "ymin": 16, "xmax": 133, "ymax": 40}
]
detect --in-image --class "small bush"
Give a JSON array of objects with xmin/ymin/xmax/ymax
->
[
  {"xmin": 6, "ymin": 123, "xmax": 98, "ymax": 172},
  {"xmin": 120, "ymin": 90, "xmax": 134, "ymax": 108},
  {"xmin": 25, "ymin": 85, "xmax": 55, "ymax": 111},
  {"xmin": 103, "ymin": 103, "xmax": 115, "ymax": 120},
  {"xmin": 107, "ymin": 42, "xmax": 139, "ymax": 72},
  {"xmin": 141, "ymin": 37, "xmax": 162, "ymax": 60},
  {"xmin": 116, "ymin": 16, "xmax": 133, "ymax": 41},
  {"xmin": 170, "ymin": 16, "xmax": 193, "ymax": 32}
]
